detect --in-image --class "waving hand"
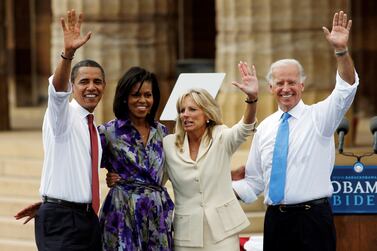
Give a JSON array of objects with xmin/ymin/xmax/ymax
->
[
  {"xmin": 232, "ymin": 61, "xmax": 259, "ymax": 101},
  {"xmin": 60, "ymin": 9, "xmax": 92, "ymax": 58},
  {"xmin": 322, "ymin": 11, "xmax": 352, "ymax": 51}
]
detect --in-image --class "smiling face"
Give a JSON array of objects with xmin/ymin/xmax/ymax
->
[
  {"xmin": 72, "ymin": 66, "xmax": 106, "ymax": 113},
  {"xmin": 179, "ymin": 96, "xmax": 208, "ymax": 136},
  {"xmin": 269, "ymin": 64, "xmax": 304, "ymax": 112},
  {"xmin": 127, "ymin": 81, "xmax": 153, "ymax": 122}
]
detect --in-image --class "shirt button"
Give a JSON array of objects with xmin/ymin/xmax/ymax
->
[{"xmin": 195, "ymin": 178, "xmax": 199, "ymax": 182}]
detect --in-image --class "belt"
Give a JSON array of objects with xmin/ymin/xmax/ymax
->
[
  {"xmin": 42, "ymin": 196, "xmax": 92, "ymax": 212},
  {"xmin": 117, "ymin": 179, "xmax": 164, "ymax": 192},
  {"xmin": 269, "ymin": 197, "xmax": 329, "ymax": 213}
]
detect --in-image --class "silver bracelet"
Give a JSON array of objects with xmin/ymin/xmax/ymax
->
[{"xmin": 335, "ymin": 48, "xmax": 348, "ymax": 57}]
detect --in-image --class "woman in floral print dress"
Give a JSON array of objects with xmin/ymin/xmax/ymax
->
[{"xmin": 98, "ymin": 67, "xmax": 174, "ymax": 251}]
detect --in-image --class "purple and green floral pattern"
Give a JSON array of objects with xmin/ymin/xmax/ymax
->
[{"xmin": 98, "ymin": 119, "xmax": 173, "ymax": 251}]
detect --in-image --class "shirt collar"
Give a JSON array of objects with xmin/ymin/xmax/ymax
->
[
  {"xmin": 116, "ymin": 118, "xmax": 132, "ymax": 128},
  {"xmin": 277, "ymin": 100, "xmax": 305, "ymax": 120},
  {"xmin": 71, "ymin": 99, "xmax": 92, "ymax": 119}
]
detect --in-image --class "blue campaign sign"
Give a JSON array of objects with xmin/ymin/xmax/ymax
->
[{"xmin": 331, "ymin": 164, "xmax": 377, "ymax": 214}]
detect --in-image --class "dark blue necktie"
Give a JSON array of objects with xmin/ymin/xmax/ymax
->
[{"xmin": 269, "ymin": 112, "xmax": 291, "ymax": 204}]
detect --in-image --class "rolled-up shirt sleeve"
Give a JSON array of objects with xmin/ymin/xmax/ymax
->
[
  {"xmin": 233, "ymin": 180, "xmax": 258, "ymax": 203},
  {"xmin": 46, "ymin": 75, "xmax": 72, "ymax": 136},
  {"xmin": 232, "ymin": 131, "xmax": 263, "ymax": 203}
]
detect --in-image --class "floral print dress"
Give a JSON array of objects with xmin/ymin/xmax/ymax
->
[{"xmin": 98, "ymin": 118, "xmax": 174, "ymax": 251}]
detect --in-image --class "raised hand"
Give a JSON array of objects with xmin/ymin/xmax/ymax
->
[
  {"xmin": 60, "ymin": 9, "xmax": 92, "ymax": 58},
  {"xmin": 322, "ymin": 11, "xmax": 352, "ymax": 51},
  {"xmin": 232, "ymin": 61, "xmax": 259, "ymax": 101}
]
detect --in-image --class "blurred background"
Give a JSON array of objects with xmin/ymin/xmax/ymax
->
[{"xmin": 0, "ymin": 0, "xmax": 376, "ymax": 250}]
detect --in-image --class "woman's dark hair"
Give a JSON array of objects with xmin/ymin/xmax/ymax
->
[
  {"xmin": 70, "ymin": 59, "xmax": 106, "ymax": 83},
  {"xmin": 113, "ymin": 66, "xmax": 160, "ymax": 124}
]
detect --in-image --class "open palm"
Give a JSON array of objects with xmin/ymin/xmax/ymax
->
[
  {"xmin": 233, "ymin": 61, "xmax": 259, "ymax": 99},
  {"xmin": 61, "ymin": 10, "xmax": 91, "ymax": 53},
  {"xmin": 323, "ymin": 11, "xmax": 352, "ymax": 50}
]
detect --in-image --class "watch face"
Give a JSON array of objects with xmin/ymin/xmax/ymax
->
[{"xmin": 353, "ymin": 161, "xmax": 364, "ymax": 173}]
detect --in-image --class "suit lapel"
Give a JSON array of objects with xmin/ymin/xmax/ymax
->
[
  {"xmin": 177, "ymin": 132, "xmax": 213, "ymax": 163},
  {"xmin": 176, "ymin": 135, "xmax": 195, "ymax": 164},
  {"xmin": 196, "ymin": 136, "xmax": 212, "ymax": 162}
]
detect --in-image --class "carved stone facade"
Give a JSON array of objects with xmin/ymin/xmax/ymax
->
[
  {"xmin": 2, "ymin": 2, "xmax": 377, "ymax": 250},
  {"xmin": 0, "ymin": 0, "xmax": 10, "ymax": 130},
  {"xmin": 3, "ymin": 0, "xmax": 374, "ymax": 135}
]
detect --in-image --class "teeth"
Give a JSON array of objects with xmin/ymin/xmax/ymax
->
[
  {"xmin": 136, "ymin": 106, "xmax": 148, "ymax": 110},
  {"xmin": 85, "ymin": 94, "xmax": 96, "ymax": 98},
  {"xmin": 282, "ymin": 94, "xmax": 292, "ymax": 98}
]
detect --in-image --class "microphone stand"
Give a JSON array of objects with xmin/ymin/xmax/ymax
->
[
  {"xmin": 339, "ymin": 150, "xmax": 375, "ymax": 171},
  {"xmin": 337, "ymin": 116, "xmax": 377, "ymax": 169}
]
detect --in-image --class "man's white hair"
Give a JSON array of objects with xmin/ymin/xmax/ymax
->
[{"xmin": 266, "ymin": 59, "xmax": 306, "ymax": 84}]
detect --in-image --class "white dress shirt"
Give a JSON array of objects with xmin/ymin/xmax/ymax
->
[
  {"xmin": 233, "ymin": 71, "xmax": 359, "ymax": 205},
  {"xmin": 39, "ymin": 76, "xmax": 102, "ymax": 203}
]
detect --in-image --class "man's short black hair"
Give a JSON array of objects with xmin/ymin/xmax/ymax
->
[{"xmin": 70, "ymin": 59, "xmax": 106, "ymax": 83}]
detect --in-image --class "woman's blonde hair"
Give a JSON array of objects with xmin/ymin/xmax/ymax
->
[{"xmin": 174, "ymin": 88, "xmax": 223, "ymax": 150}]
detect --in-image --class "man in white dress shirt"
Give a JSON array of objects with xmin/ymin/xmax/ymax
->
[
  {"xmin": 233, "ymin": 11, "xmax": 358, "ymax": 251},
  {"xmin": 15, "ymin": 10, "xmax": 105, "ymax": 250}
]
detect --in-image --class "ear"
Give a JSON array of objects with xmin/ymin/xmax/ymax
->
[
  {"xmin": 269, "ymin": 84, "xmax": 273, "ymax": 94},
  {"xmin": 300, "ymin": 82, "xmax": 305, "ymax": 92}
]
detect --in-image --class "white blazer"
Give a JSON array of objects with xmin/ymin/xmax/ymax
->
[{"xmin": 164, "ymin": 120, "xmax": 256, "ymax": 247}]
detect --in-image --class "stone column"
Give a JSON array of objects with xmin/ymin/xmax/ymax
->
[
  {"xmin": 35, "ymin": 0, "xmax": 52, "ymax": 103},
  {"xmin": 0, "ymin": 0, "xmax": 10, "ymax": 130},
  {"xmin": 51, "ymin": 0, "xmax": 177, "ymax": 123},
  {"xmin": 216, "ymin": 0, "xmax": 348, "ymax": 132},
  {"xmin": 10, "ymin": 0, "xmax": 38, "ymax": 107}
]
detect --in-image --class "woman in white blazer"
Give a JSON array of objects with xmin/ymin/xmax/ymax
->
[{"xmin": 164, "ymin": 61, "xmax": 258, "ymax": 251}]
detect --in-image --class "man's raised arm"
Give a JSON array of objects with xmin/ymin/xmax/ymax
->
[
  {"xmin": 52, "ymin": 9, "xmax": 91, "ymax": 91},
  {"xmin": 322, "ymin": 10, "xmax": 355, "ymax": 85}
]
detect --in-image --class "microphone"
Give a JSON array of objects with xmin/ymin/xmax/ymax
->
[
  {"xmin": 336, "ymin": 118, "xmax": 349, "ymax": 154},
  {"xmin": 370, "ymin": 116, "xmax": 377, "ymax": 154}
]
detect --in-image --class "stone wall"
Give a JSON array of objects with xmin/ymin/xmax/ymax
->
[{"xmin": 51, "ymin": 0, "xmax": 354, "ymax": 131}]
